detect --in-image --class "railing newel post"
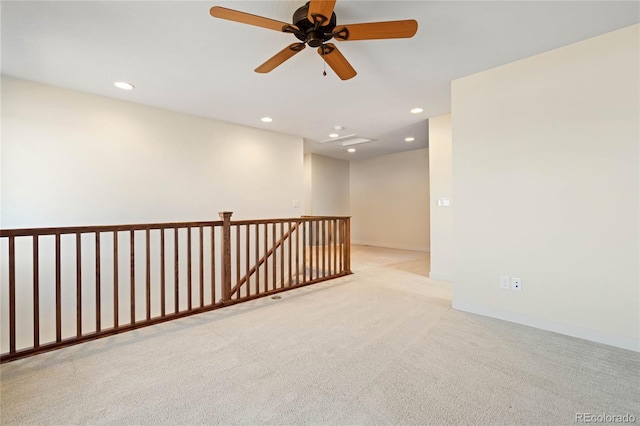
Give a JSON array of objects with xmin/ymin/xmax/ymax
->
[{"xmin": 219, "ymin": 211, "xmax": 233, "ymax": 302}]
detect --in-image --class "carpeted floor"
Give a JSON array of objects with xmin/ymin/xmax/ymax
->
[{"xmin": 1, "ymin": 245, "xmax": 638, "ymax": 425}]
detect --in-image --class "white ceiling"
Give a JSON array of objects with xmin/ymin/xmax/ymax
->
[{"xmin": 2, "ymin": 1, "xmax": 638, "ymax": 161}]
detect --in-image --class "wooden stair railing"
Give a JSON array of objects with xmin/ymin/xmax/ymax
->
[
  {"xmin": 0, "ymin": 213, "xmax": 351, "ymax": 363},
  {"xmin": 228, "ymin": 221, "xmax": 300, "ymax": 299}
]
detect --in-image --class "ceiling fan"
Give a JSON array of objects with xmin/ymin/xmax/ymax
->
[{"xmin": 209, "ymin": 1, "xmax": 418, "ymax": 80}]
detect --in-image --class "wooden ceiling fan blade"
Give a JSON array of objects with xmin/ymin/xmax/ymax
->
[
  {"xmin": 317, "ymin": 43, "xmax": 357, "ymax": 81},
  {"xmin": 209, "ymin": 6, "xmax": 295, "ymax": 32},
  {"xmin": 334, "ymin": 20, "xmax": 418, "ymax": 41},
  {"xmin": 255, "ymin": 43, "xmax": 306, "ymax": 73},
  {"xmin": 307, "ymin": 0, "xmax": 337, "ymax": 25}
]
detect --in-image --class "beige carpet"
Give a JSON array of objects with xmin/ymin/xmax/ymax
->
[{"xmin": 1, "ymin": 245, "xmax": 638, "ymax": 425}]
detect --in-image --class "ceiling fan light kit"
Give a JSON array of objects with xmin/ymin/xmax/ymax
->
[{"xmin": 209, "ymin": 1, "xmax": 418, "ymax": 80}]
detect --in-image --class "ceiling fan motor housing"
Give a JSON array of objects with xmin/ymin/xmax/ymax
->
[{"xmin": 293, "ymin": 2, "xmax": 337, "ymax": 47}]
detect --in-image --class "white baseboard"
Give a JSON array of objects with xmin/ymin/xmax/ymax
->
[
  {"xmin": 452, "ymin": 300, "xmax": 640, "ymax": 353},
  {"xmin": 428, "ymin": 271, "xmax": 452, "ymax": 282},
  {"xmin": 352, "ymin": 240, "xmax": 429, "ymax": 253}
]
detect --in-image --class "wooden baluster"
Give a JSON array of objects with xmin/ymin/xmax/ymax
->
[
  {"xmin": 333, "ymin": 220, "xmax": 337, "ymax": 276},
  {"xmin": 322, "ymin": 220, "xmax": 326, "ymax": 278},
  {"xmin": 245, "ymin": 224, "xmax": 250, "ymax": 297},
  {"xmin": 327, "ymin": 220, "xmax": 332, "ymax": 276},
  {"xmin": 55, "ymin": 233, "xmax": 62, "ymax": 342},
  {"xmin": 322, "ymin": 219, "xmax": 329, "ymax": 277},
  {"xmin": 272, "ymin": 223, "xmax": 276, "ymax": 290},
  {"xmin": 345, "ymin": 217, "xmax": 352, "ymax": 273},
  {"xmin": 219, "ymin": 212, "xmax": 232, "ymax": 302},
  {"xmin": 160, "ymin": 229, "xmax": 165, "ymax": 316},
  {"xmin": 325, "ymin": 220, "xmax": 330, "ymax": 277},
  {"xmin": 280, "ymin": 222, "xmax": 285, "ymax": 288},
  {"xmin": 113, "ymin": 231, "xmax": 119, "ymax": 328},
  {"xmin": 131, "ymin": 230, "xmax": 136, "ymax": 324},
  {"xmin": 187, "ymin": 227, "xmax": 192, "ymax": 310},
  {"xmin": 315, "ymin": 221, "xmax": 319, "ymax": 280},
  {"xmin": 255, "ymin": 224, "xmax": 260, "ymax": 295},
  {"xmin": 264, "ymin": 223, "xmax": 268, "ymax": 292},
  {"xmin": 288, "ymin": 222, "xmax": 292, "ymax": 286},
  {"xmin": 76, "ymin": 233, "xmax": 82, "ymax": 336},
  {"xmin": 95, "ymin": 232, "xmax": 101, "ymax": 332},
  {"xmin": 199, "ymin": 226, "xmax": 204, "ymax": 308},
  {"xmin": 146, "ymin": 229, "xmax": 151, "ymax": 320},
  {"xmin": 236, "ymin": 225, "xmax": 240, "ymax": 299},
  {"xmin": 339, "ymin": 220, "xmax": 343, "ymax": 273},
  {"xmin": 309, "ymin": 220, "xmax": 313, "ymax": 280},
  {"xmin": 211, "ymin": 226, "xmax": 216, "ymax": 304},
  {"xmin": 295, "ymin": 221, "xmax": 300, "ymax": 285},
  {"xmin": 330, "ymin": 220, "xmax": 334, "ymax": 276},
  {"xmin": 33, "ymin": 235, "xmax": 40, "ymax": 348},
  {"xmin": 174, "ymin": 228, "xmax": 179, "ymax": 313},
  {"xmin": 309, "ymin": 221, "xmax": 313, "ymax": 280},
  {"xmin": 8, "ymin": 236, "xmax": 16, "ymax": 354},
  {"xmin": 302, "ymin": 221, "xmax": 307, "ymax": 283}
]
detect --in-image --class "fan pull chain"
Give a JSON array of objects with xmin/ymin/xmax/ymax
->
[{"xmin": 322, "ymin": 45, "xmax": 327, "ymax": 76}]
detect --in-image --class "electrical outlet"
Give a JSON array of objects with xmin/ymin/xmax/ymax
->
[
  {"xmin": 511, "ymin": 277, "xmax": 522, "ymax": 291},
  {"xmin": 500, "ymin": 276, "xmax": 510, "ymax": 290}
]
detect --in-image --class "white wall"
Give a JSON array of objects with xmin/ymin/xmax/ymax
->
[
  {"xmin": 428, "ymin": 114, "xmax": 453, "ymax": 281},
  {"xmin": 451, "ymin": 25, "xmax": 639, "ymax": 351},
  {"xmin": 0, "ymin": 76, "xmax": 305, "ymax": 351},
  {"xmin": 303, "ymin": 154, "xmax": 313, "ymax": 216},
  {"xmin": 1, "ymin": 76, "xmax": 304, "ymax": 227},
  {"xmin": 350, "ymin": 149, "xmax": 430, "ymax": 252},
  {"xmin": 304, "ymin": 153, "xmax": 350, "ymax": 216}
]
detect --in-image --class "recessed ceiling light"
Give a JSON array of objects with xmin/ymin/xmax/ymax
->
[
  {"xmin": 405, "ymin": 137, "xmax": 415, "ymax": 142},
  {"xmin": 334, "ymin": 126, "xmax": 344, "ymax": 131},
  {"xmin": 348, "ymin": 148, "xmax": 356, "ymax": 153},
  {"xmin": 329, "ymin": 133, "xmax": 339, "ymax": 138},
  {"xmin": 114, "ymin": 81, "xmax": 134, "ymax": 90},
  {"xmin": 410, "ymin": 107, "xmax": 423, "ymax": 114},
  {"xmin": 261, "ymin": 117, "xmax": 273, "ymax": 123}
]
